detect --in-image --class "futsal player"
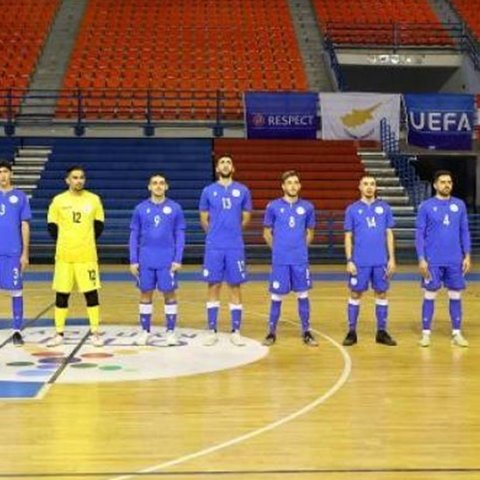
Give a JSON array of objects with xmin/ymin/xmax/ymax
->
[
  {"xmin": 262, "ymin": 170, "xmax": 318, "ymax": 346},
  {"xmin": 0, "ymin": 160, "xmax": 31, "ymax": 346},
  {"xmin": 416, "ymin": 170, "xmax": 471, "ymax": 347},
  {"xmin": 129, "ymin": 173, "xmax": 185, "ymax": 346},
  {"xmin": 342, "ymin": 175, "xmax": 397, "ymax": 346},
  {"xmin": 46, "ymin": 165, "xmax": 104, "ymax": 347},
  {"xmin": 199, "ymin": 154, "xmax": 252, "ymax": 346}
]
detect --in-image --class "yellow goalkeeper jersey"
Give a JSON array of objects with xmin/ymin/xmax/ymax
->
[{"xmin": 47, "ymin": 190, "xmax": 104, "ymax": 263}]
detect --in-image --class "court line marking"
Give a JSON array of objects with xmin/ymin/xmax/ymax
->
[{"xmin": 109, "ymin": 309, "xmax": 352, "ymax": 480}]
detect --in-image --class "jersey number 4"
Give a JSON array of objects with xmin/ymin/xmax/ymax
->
[{"xmin": 443, "ymin": 214, "xmax": 450, "ymax": 226}]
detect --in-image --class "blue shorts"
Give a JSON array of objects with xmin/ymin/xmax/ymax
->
[
  {"xmin": 138, "ymin": 266, "xmax": 178, "ymax": 293},
  {"xmin": 269, "ymin": 264, "xmax": 312, "ymax": 295},
  {"xmin": 422, "ymin": 265, "xmax": 465, "ymax": 291},
  {"xmin": 0, "ymin": 256, "xmax": 22, "ymax": 290},
  {"xmin": 348, "ymin": 266, "xmax": 389, "ymax": 293},
  {"xmin": 202, "ymin": 248, "xmax": 247, "ymax": 285}
]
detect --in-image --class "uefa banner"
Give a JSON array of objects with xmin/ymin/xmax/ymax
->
[
  {"xmin": 320, "ymin": 92, "xmax": 401, "ymax": 141},
  {"xmin": 244, "ymin": 92, "xmax": 318, "ymax": 139},
  {"xmin": 404, "ymin": 93, "xmax": 475, "ymax": 150}
]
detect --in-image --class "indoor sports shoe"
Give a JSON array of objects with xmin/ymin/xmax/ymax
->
[
  {"xmin": 262, "ymin": 332, "xmax": 276, "ymax": 346},
  {"xmin": 451, "ymin": 332, "xmax": 469, "ymax": 348},
  {"xmin": 12, "ymin": 331, "xmax": 24, "ymax": 347},
  {"xmin": 418, "ymin": 333, "xmax": 431, "ymax": 347},
  {"xmin": 46, "ymin": 334, "xmax": 64, "ymax": 347},
  {"xmin": 342, "ymin": 330, "xmax": 357, "ymax": 346},
  {"xmin": 91, "ymin": 332, "xmax": 104, "ymax": 347},
  {"xmin": 135, "ymin": 330, "xmax": 150, "ymax": 346},
  {"xmin": 303, "ymin": 330, "xmax": 318, "ymax": 347},
  {"xmin": 230, "ymin": 330, "xmax": 246, "ymax": 346},
  {"xmin": 166, "ymin": 330, "xmax": 180, "ymax": 346},
  {"xmin": 203, "ymin": 329, "xmax": 219, "ymax": 346},
  {"xmin": 375, "ymin": 330, "xmax": 397, "ymax": 346}
]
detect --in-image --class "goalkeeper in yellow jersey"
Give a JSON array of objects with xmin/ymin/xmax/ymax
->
[{"xmin": 46, "ymin": 165, "xmax": 105, "ymax": 347}]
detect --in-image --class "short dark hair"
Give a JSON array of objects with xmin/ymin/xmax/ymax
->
[
  {"xmin": 0, "ymin": 160, "xmax": 12, "ymax": 171},
  {"xmin": 433, "ymin": 170, "xmax": 453, "ymax": 183},
  {"xmin": 358, "ymin": 174, "xmax": 376, "ymax": 183},
  {"xmin": 65, "ymin": 165, "xmax": 85, "ymax": 177},
  {"xmin": 149, "ymin": 172, "xmax": 168, "ymax": 182},
  {"xmin": 215, "ymin": 153, "xmax": 233, "ymax": 166},
  {"xmin": 281, "ymin": 170, "xmax": 300, "ymax": 183}
]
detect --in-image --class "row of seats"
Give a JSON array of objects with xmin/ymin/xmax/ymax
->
[
  {"xmin": 450, "ymin": 0, "xmax": 480, "ymax": 40},
  {"xmin": 0, "ymin": 0, "xmax": 59, "ymax": 114},
  {"xmin": 313, "ymin": 0, "xmax": 453, "ymax": 46},
  {"xmin": 58, "ymin": 0, "xmax": 307, "ymax": 119}
]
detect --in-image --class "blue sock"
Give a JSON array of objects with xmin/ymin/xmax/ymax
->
[
  {"xmin": 375, "ymin": 299, "xmax": 388, "ymax": 331},
  {"xmin": 268, "ymin": 299, "xmax": 282, "ymax": 333},
  {"xmin": 449, "ymin": 299, "xmax": 462, "ymax": 331},
  {"xmin": 230, "ymin": 304, "xmax": 242, "ymax": 331},
  {"xmin": 12, "ymin": 295, "xmax": 23, "ymax": 331},
  {"xmin": 206, "ymin": 301, "xmax": 220, "ymax": 331},
  {"xmin": 422, "ymin": 299, "xmax": 435, "ymax": 331},
  {"xmin": 347, "ymin": 298, "xmax": 360, "ymax": 331},
  {"xmin": 297, "ymin": 297, "xmax": 310, "ymax": 332},
  {"xmin": 139, "ymin": 303, "xmax": 152, "ymax": 332},
  {"xmin": 165, "ymin": 302, "xmax": 177, "ymax": 331}
]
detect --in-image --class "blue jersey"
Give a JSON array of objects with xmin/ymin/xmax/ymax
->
[
  {"xmin": 0, "ymin": 189, "xmax": 31, "ymax": 257},
  {"xmin": 264, "ymin": 198, "xmax": 315, "ymax": 265},
  {"xmin": 129, "ymin": 198, "xmax": 186, "ymax": 269},
  {"xmin": 415, "ymin": 196, "xmax": 470, "ymax": 266},
  {"xmin": 199, "ymin": 181, "xmax": 252, "ymax": 249},
  {"xmin": 344, "ymin": 199, "xmax": 395, "ymax": 267}
]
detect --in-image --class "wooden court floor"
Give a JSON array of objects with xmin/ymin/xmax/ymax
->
[{"xmin": 1, "ymin": 265, "xmax": 480, "ymax": 480}]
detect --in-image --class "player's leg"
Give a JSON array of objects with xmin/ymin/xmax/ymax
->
[
  {"xmin": 158, "ymin": 267, "xmax": 180, "ymax": 346},
  {"xmin": 419, "ymin": 266, "xmax": 441, "ymax": 347},
  {"xmin": 445, "ymin": 265, "xmax": 468, "ymax": 347},
  {"xmin": 0, "ymin": 255, "xmax": 25, "ymax": 345},
  {"xmin": 343, "ymin": 267, "xmax": 368, "ymax": 346},
  {"xmin": 76, "ymin": 262, "xmax": 103, "ymax": 347},
  {"xmin": 373, "ymin": 267, "xmax": 396, "ymax": 346},
  {"xmin": 263, "ymin": 264, "xmax": 290, "ymax": 345},
  {"xmin": 225, "ymin": 249, "xmax": 247, "ymax": 346},
  {"xmin": 135, "ymin": 265, "xmax": 156, "ymax": 345},
  {"xmin": 291, "ymin": 265, "xmax": 317, "ymax": 346},
  {"xmin": 202, "ymin": 248, "xmax": 224, "ymax": 345},
  {"xmin": 48, "ymin": 261, "xmax": 74, "ymax": 347}
]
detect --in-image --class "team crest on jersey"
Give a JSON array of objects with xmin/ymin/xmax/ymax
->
[
  {"xmin": 163, "ymin": 206, "xmax": 172, "ymax": 214},
  {"xmin": 213, "ymin": 191, "xmax": 218, "ymax": 196},
  {"xmin": 450, "ymin": 204, "xmax": 459, "ymax": 213},
  {"xmin": 280, "ymin": 208, "xmax": 285, "ymax": 213},
  {"xmin": 375, "ymin": 206, "xmax": 384, "ymax": 215},
  {"xmin": 433, "ymin": 207, "xmax": 438, "ymax": 212},
  {"xmin": 358, "ymin": 209, "xmax": 363, "ymax": 214},
  {"xmin": 82, "ymin": 206, "xmax": 92, "ymax": 213},
  {"xmin": 146, "ymin": 208, "xmax": 151, "ymax": 214},
  {"xmin": 202, "ymin": 268, "xmax": 209, "ymax": 277},
  {"xmin": 272, "ymin": 281, "xmax": 280, "ymax": 290},
  {"xmin": 232, "ymin": 189, "xmax": 241, "ymax": 198},
  {"xmin": 296, "ymin": 206, "xmax": 305, "ymax": 215},
  {"xmin": 8, "ymin": 195, "xmax": 18, "ymax": 204},
  {"xmin": 350, "ymin": 277, "xmax": 358, "ymax": 286}
]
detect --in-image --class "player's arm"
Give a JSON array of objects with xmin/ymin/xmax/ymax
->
[
  {"xmin": 460, "ymin": 203, "xmax": 472, "ymax": 274},
  {"xmin": 129, "ymin": 208, "xmax": 141, "ymax": 277},
  {"xmin": 263, "ymin": 227, "xmax": 273, "ymax": 248},
  {"xmin": 242, "ymin": 187, "xmax": 253, "ymax": 229},
  {"xmin": 172, "ymin": 208, "xmax": 186, "ymax": 273},
  {"xmin": 306, "ymin": 228, "xmax": 314, "ymax": 245},
  {"xmin": 306, "ymin": 204, "xmax": 315, "ymax": 245},
  {"xmin": 344, "ymin": 231, "xmax": 357, "ymax": 275},
  {"xmin": 47, "ymin": 198, "xmax": 59, "ymax": 240},
  {"xmin": 200, "ymin": 211, "xmax": 209, "ymax": 232},
  {"xmin": 94, "ymin": 196, "xmax": 105, "ymax": 239},
  {"xmin": 242, "ymin": 210, "xmax": 251, "ymax": 229},
  {"xmin": 386, "ymin": 228, "xmax": 396, "ymax": 276},
  {"xmin": 415, "ymin": 204, "xmax": 429, "ymax": 279},
  {"xmin": 20, "ymin": 221, "xmax": 30, "ymax": 272}
]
